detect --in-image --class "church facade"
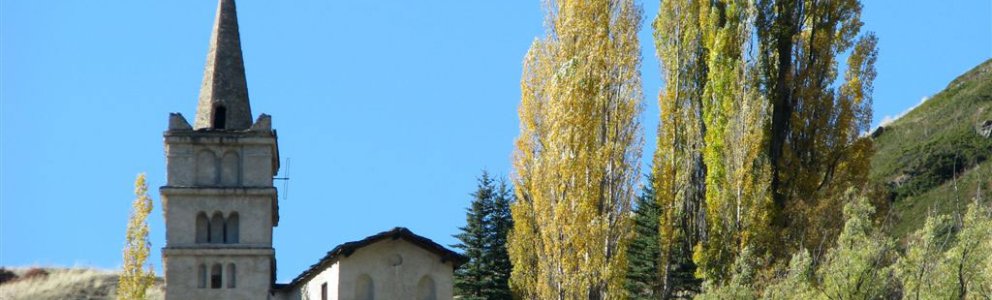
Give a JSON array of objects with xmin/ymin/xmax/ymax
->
[{"xmin": 159, "ymin": 1, "xmax": 464, "ymax": 299}]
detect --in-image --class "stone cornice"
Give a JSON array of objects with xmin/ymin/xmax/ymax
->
[
  {"xmin": 160, "ymin": 186, "xmax": 277, "ymax": 196},
  {"xmin": 163, "ymin": 247, "xmax": 274, "ymax": 257}
]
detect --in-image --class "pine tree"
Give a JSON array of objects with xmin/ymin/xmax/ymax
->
[
  {"xmin": 453, "ymin": 172, "xmax": 514, "ymax": 300},
  {"xmin": 453, "ymin": 172, "xmax": 495, "ymax": 300},
  {"xmin": 625, "ymin": 177, "xmax": 662, "ymax": 299},
  {"xmin": 487, "ymin": 179, "xmax": 514, "ymax": 300},
  {"xmin": 508, "ymin": 0, "xmax": 644, "ymax": 298},
  {"xmin": 118, "ymin": 173, "xmax": 156, "ymax": 300}
]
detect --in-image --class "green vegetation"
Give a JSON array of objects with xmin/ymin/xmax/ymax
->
[
  {"xmin": 652, "ymin": 0, "xmax": 878, "ymax": 289},
  {"xmin": 695, "ymin": 193, "xmax": 992, "ymax": 299},
  {"xmin": 871, "ymin": 59, "xmax": 992, "ymax": 238},
  {"xmin": 452, "ymin": 171, "xmax": 514, "ymax": 300},
  {"xmin": 625, "ymin": 177, "xmax": 663, "ymax": 299}
]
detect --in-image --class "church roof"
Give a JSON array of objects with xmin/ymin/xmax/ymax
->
[
  {"xmin": 194, "ymin": 0, "xmax": 253, "ymax": 130},
  {"xmin": 283, "ymin": 227, "xmax": 467, "ymax": 288}
]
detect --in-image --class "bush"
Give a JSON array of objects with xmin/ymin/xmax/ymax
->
[
  {"xmin": 0, "ymin": 268, "xmax": 17, "ymax": 284},
  {"xmin": 22, "ymin": 268, "xmax": 49, "ymax": 280}
]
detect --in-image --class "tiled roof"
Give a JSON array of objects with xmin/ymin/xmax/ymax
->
[{"xmin": 281, "ymin": 227, "xmax": 467, "ymax": 289}]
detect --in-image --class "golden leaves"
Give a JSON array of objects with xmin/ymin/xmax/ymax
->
[{"xmin": 510, "ymin": 1, "xmax": 644, "ymax": 298}]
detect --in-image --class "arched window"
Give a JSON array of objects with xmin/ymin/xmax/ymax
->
[
  {"xmin": 225, "ymin": 212, "xmax": 239, "ymax": 244},
  {"xmin": 197, "ymin": 264, "xmax": 207, "ymax": 288},
  {"xmin": 213, "ymin": 106, "xmax": 227, "ymax": 129},
  {"xmin": 210, "ymin": 212, "xmax": 225, "ymax": 244},
  {"xmin": 355, "ymin": 274, "xmax": 374, "ymax": 300},
  {"xmin": 210, "ymin": 263, "xmax": 222, "ymax": 289},
  {"xmin": 196, "ymin": 212, "xmax": 209, "ymax": 243},
  {"xmin": 416, "ymin": 275, "xmax": 436, "ymax": 300},
  {"xmin": 220, "ymin": 151, "xmax": 240, "ymax": 186},
  {"xmin": 226, "ymin": 263, "xmax": 236, "ymax": 288},
  {"xmin": 195, "ymin": 150, "xmax": 218, "ymax": 185}
]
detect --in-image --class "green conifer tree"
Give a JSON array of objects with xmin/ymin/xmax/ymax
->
[
  {"xmin": 487, "ymin": 179, "xmax": 514, "ymax": 300},
  {"xmin": 626, "ymin": 176, "xmax": 663, "ymax": 299},
  {"xmin": 453, "ymin": 172, "xmax": 495, "ymax": 300},
  {"xmin": 454, "ymin": 171, "xmax": 514, "ymax": 300}
]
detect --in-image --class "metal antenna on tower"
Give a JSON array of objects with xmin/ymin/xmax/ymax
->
[{"xmin": 274, "ymin": 158, "xmax": 291, "ymax": 202}]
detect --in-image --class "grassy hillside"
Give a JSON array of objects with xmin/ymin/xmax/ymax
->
[
  {"xmin": 870, "ymin": 58, "xmax": 992, "ymax": 238},
  {"xmin": 0, "ymin": 267, "xmax": 163, "ymax": 300}
]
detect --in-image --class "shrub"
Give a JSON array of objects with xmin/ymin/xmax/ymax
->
[
  {"xmin": 22, "ymin": 268, "xmax": 49, "ymax": 280},
  {"xmin": 0, "ymin": 268, "xmax": 17, "ymax": 284}
]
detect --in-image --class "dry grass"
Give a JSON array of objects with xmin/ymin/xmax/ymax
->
[{"xmin": 0, "ymin": 267, "xmax": 163, "ymax": 300}]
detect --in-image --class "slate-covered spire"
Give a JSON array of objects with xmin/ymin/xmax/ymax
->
[{"xmin": 194, "ymin": 0, "xmax": 252, "ymax": 130}]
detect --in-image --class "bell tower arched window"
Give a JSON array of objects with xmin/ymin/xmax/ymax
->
[
  {"xmin": 213, "ymin": 106, "xmax": 227, "ymax": 129},
  {"xmin": 196, "ymin": 213, "xmax": 209, "ymax": 243},
  {"xmin": 225, "ymin": 212, "xmax": 239, "ymax": 243},
  {"xmin": 210, "ymin": 212, "xmax": 225, "ymax": 243},
  {"xmin": 210, "ymin": 264, "xmax": 222, "ymax": 289}
]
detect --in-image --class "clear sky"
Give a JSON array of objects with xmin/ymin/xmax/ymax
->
[{"xmin": 1, "ymin": 0, "xmax": 989, "ymax": 283}]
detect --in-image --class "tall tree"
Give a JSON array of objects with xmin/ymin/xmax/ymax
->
[
  {"xmin": 488, "ymin": 179, "xmax": 515, "ymax": 300},
  {"xmin": 651, "ymin": 0, "xmax": 707, "ymax": 295},
  {"xmin": 453, "ymin": 172, "xmax": 494, "ymax": 299},
  {"xmin": 652, "ymin": 0, "xmax": 877, "ymax": 285},
  {"xmin": 118, "ymin": 173, "xmax": 155, "ymax": 300},
  {"xmin": 508, "ymin": 0, "xmax": 644, "ymax": 298},
  {"xmin": 654, "ymin": 0, "xmax": 774, "ymax": 285},
  {"xmin": 453, "ymin": 171, "xmax": 514, "ymax": 300},
  {"xmin": 625, "ymin": 177, "xmax": 662, "ymax": 299},
  {"xmin": 755, "ymin": 0, "xmax": 878, "ymax": 251}
]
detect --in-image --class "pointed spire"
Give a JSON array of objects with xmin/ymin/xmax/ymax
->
[{"xmin": 194, "ymin": 0, "xmax": 252, "ymax": 130}]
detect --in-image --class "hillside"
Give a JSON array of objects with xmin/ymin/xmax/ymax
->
[
  {"xmin": 0, "ymin": 268, "xmax": 163, "ymax": 300},
  {"xmin": 870, "ymin": 58, "xmax": 992, "ymax": 238}
]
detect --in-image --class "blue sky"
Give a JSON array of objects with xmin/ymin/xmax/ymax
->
[{"xmin": 1, "ymin": 1, "xmax": 989, "ymax": 282}]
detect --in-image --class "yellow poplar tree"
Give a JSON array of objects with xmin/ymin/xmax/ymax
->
[
  {"xmin": 652, "ymin": 0, "xmax": 877, "ymax": 286},
  {"xmin": 654, "ymin": 0, "xmax": 774, "ymax": 284},
  {"xmin": 651, "ymin": 0, "xmax": 707, "ymax": 295},
  {"xmin": 508, "ymin": 0, "xmax": 644, "ymax": 298},
  {"xmin": 118, "ymin": 173, "xmax": 156, "ymax": 300},
  {"xmin": 695, "ymin": 0, "xmax": 774, "ymax": 282}
]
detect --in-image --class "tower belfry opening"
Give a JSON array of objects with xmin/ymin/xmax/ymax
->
[
  {"xmin": 193, "ymin": 0, "xmax": 252, "ymax": 130},
  {"xmin": 213, "ymin": 106, "xmax": 227, "ymax": 129}
]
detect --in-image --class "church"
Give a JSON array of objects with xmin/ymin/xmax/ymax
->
[{"xmin": 158, "ymin": 1, "xmax": 466, "ymax": 299}]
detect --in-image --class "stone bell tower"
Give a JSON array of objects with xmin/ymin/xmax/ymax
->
[{"xmin": 160, "ymin": 0, "xmax": 280, "ymax": 299}]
